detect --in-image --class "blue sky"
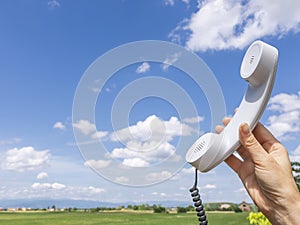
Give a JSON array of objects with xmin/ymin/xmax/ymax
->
[{"xmin": 0, "ymin": 0, "xmax": 300, "ymax": 205}]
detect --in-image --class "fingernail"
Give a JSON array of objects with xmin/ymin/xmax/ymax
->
[{"xmin": 240, "ymin": 123, "xmax": 250, "ymax": 136}]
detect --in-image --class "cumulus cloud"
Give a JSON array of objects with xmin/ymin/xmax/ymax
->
[
  {"xmin": 87, "ymin": 186, "xmax": 105, "ymax": 194},
  {"xmin": 202, "ymin": 184, "xmax": 217, "ymax": 189},
  {"xmin": 290, "ymin": 144, "xmax": 300, "ymax": 162},
  {"xmin": 111, "ymin": 115, "xmax": 197, "ymax": 143},
  {"xmin": 2, "ymin": 147, "xmax": 50, "ymax": 172},
  {"xmin": 183, "ymin": 116, "xmax": 204, "ymax": 124},
  {"xmin": 164, "ymin": 0, "xmax": 189, "ymax": 6},
  {"xmin": 48, "ymin": 0, "xmax": 60, "ymax": 9},
  {"xmin": 266, "ymin": 91, "xmax": 300, "ymax": 140},
  {"xmin": 32, "ymin": 182, "xmax": 66, "ymax": 190},
  {"xmin": 3, "ymin": 182, "xmax": 107, "ymax": 200},
  {"xmin": 91, "ymin": 131, "xmax": 108, "ymax": 140},
  {"xmin": 181, "ymin": 167, "xmax": 195, "ymax": 174},
  {"xmin": 53, "ymin": 121, "xmax": 66, "ymax": 130},
  {"xmin": 84, "ymin": 159, "xmax": 112, "ymax": 169},
  {"xmin": 146, "ymin": 170, "xmax": 172, "ymax": 181},
  {"xmin": 164, "ymin": 0, "xmax": 175, "ymax": 6},
  {"xmin": 31, "ymin": 182, "xmax": 105, "ymax": 195},
  {"xmin": 122, "ymin": 158, "xmax": 150, "ymax": 167},
  {"xmin": 110, "ymin": 141, "xmax": 177, "ymax": 167},
  {"xmin": 73, "ymin": 120, "xmax": 96, "ymax": 135},
  {"xmin": 162, "ymin": 52, "xmax": 181, "ymax": 71},
  {"xmin": 74, "ymin": 115, "xmax": 202, "ymax": 168},
  {"xmin": 37, "ymin": 172, "xmax": 49, "ymax": 180},
  {"xmin": 0, "ymin": 137, "xmax": 22, "ymax": 146},
  {"xmin": 136, "ymin": 62, "xmax": 150, "ymax": 74},
  {"xmin": 108, "ymin": 115, "xmax": 199, "ymax": 167},
  {"xmin": 170, "ymin": 0, "xmax": 300, "ymax": 51},
  {"xmin": 73, "ymin": 120, "xmax": 108, "ymax": 141},
  {"xmin": 115, "ymin": 176, "xmax": 129, "ymax": 183}
]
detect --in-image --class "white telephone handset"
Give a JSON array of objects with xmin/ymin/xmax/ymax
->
[{"xmin": 185, "ymin": 40, "xmax": 278, "ymax": 172}]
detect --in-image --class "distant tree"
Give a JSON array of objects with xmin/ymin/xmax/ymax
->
[
  {"xmin": 177, "ymin": 207, "xmax": 187, "ymax": 213},
  {"xmin": 186, "ymin": 205, "xmax": 194, "ymax": 212},
  {"xmin": 231, "ymin": 205, "xmax": 242, "ymax": 213},
  {"xmin": 153, "ymin": 205, "xmax": 166, "ymax": 213},
  {"xmin": 292, "ymin": 162, "xmax": 300, "ymax": 191},
  {"xmin": 138, "ymin": 204, "xmax": 151, "ymax": 210}
]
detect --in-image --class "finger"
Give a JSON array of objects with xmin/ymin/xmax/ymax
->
[
  {"xmin": 236, "ymin": 146, "xmax": 251, "ymax": 161},
  {"xmin": 239, "ymin": 123, "xmax": 269, "ymax": 165},
  {"xmin": 222, "ymin": 117, "xmax": 231, "ymax": 126},
  {"xmin": 252, "ymin": 123, "xmax": 280, "ymax": 153},
  {"xmin": 225, "ymin": 154, "xmax": 242, "ymax": 174},
  {"xmin": 215, "ymin": 125, "xmax": 224, "ymax": 134},
  {"xmin": 234, "ymin": 108, "xmax": 238, "ymax": 113}
]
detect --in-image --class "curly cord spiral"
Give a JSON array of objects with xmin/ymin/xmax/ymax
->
[{"xmin": 189, "ymin": 168, "xmax": 208, "ymax": 225}]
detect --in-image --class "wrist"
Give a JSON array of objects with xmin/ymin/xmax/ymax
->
[{"xmin": 272, "ymin": 192, "xmax": 300, "ymax": 225}]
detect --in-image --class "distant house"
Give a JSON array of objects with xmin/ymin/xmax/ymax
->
[{"xmin": 239, "ymin": 201, "xmax": 251, "ymax": 212}]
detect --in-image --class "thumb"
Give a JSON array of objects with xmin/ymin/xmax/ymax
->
[{"xmin": 239, "ymin": 123, "xmax": 269, "ymax": 165}]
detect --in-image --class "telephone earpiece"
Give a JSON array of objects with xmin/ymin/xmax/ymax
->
[{"xmin": 185, "ymin": 40, "xmax": 278, "ymax": 172}]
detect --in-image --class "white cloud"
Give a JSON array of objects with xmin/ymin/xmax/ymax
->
[
  {"xmin": 73, "ymin": 120, "xmax": 96, "ymax": 135},
  {"xmin": 2, "ymin": 147, "xmax": 50, "ymax": 172},
  {"xmin": 84, "ymin": 159, "xmax": 112, "ymax": 169},
  {"xmin": 181, "ymin": 167, "xmax": 195, "ymax": 174},
  {"xmin": 37, "ymin": 172, "xmax": 48, "ymax": 180},
  {"xmin": 235, "ymin": 187, "xmax": 247, "ymax": 194},
  {"xmin": 110, "ymin": 141, "xmax": 177, "ymax": 167},
  {"xmin": 90, "ymin": 87, "xmax": 101, "ymax": 93},
  {"xmin": 48, "ymin": 0, "xmax": 60, "ymax": 9},
  {"xmin": 91, "ymin": 131, "xmax": 108, "ymax": 140},
  {"xmin": 181, "ymin": 0, "xmax": 190, "ymax": 5},
  {"xmin": 73, "ymin": 120, "xmax": 108, "ymax": 141},
  {"xmin": 109, "ymin": 115, "xmax": 198, "ymax": 167},
  {"xmin": 146, "ymin": 170, "xmax": 172, "ymax": 181},
  {"xmin": 53, "ymin": 121, "xmax": 66, "ymax": 130},
  {"xmin": 122, "ymin": 158, "xmax": 150, "ymax": 167},
  {"xmin": 268, "ymin": 91, "xmax": 300, "ymax": 112},
  {"xmin": 115, "ymin": 176, "xmax": 129, "ymax": 183},
  {"xmin": 164, "ymin": 0, "xmax": 175, "ymax": 6},
  {"xmin": 111, "ymin": 115, "xmax": 197, "ymax": 143},
  {"xmin": 294, "ymin": 145, "xmax": 300, "ymax": 155},
  {"xmin": 162, "ymin": 52, "xmax": 181, "ymax": 71},
  {"xmin": 4, "ymin": 181, "xmax": 108, "ymax": 201},
  {"xmin": 52, "ymin": 182, "xmax": 66, "ymax": 190},
  {"xmin": 32, "ymin": 182, "xmax": 66, "ymax": 190},
  {"xmin": 136, "ymin": 62, "xmax": 150, "ymax": 74},
  {"xmin": 0, "ymin": 137, "xmax": 22, "ymax": 146},
  {"xmin": 87, "ymin": 186, "xmax": 105, "ymax": 194},
  {"xmin": 183, "ymin": 116, "xmax": 204, "ymax": 124},
  {"xmin": 202, "ymin": 184, "xmax": 217, "ymax": 189},
  {"xmin": 290, "ymin": 144, "xmax": 300, "ymax": 162},
  {"xmin": 170, "ymin": 0, "xmax": 300, "ymax": 51},
  {"xmin": 164, "ymin": 0, "xmax": 190, "ymax": 6},
  {"xmin": 266, "ymin": 91, "xmax": 300, "ymax": 140},
  {"xmin": 160, "ymin": 192, "xmax": 167, "ymax": 197}
]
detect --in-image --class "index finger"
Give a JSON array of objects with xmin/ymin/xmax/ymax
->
[{"xmin": 252, "ymin": 123, "xmax": 280, "ymax": 153}]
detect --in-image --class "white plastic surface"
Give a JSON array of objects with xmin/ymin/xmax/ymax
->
[{"xmin": 185, "ymin": 40, "xmax": 278, "ymax": 172}]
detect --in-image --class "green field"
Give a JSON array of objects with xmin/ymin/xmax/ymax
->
[{"xmin": 0, "ymin": 211, "xmax": 250, "ymax": 225}]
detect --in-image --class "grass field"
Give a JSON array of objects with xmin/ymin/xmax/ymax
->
[{"xmin": 0, "ymin": 211, "xmax": 250, "ymax": 225}]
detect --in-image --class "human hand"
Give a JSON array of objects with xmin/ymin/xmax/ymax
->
[{"xmin": 216, "ymin": 117, "xmax": 300, "ymax": 225}]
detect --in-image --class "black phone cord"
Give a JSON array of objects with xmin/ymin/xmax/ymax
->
[{"xmin": 189, "ymin": 168, "xmax": 208, "ymax": 225}]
